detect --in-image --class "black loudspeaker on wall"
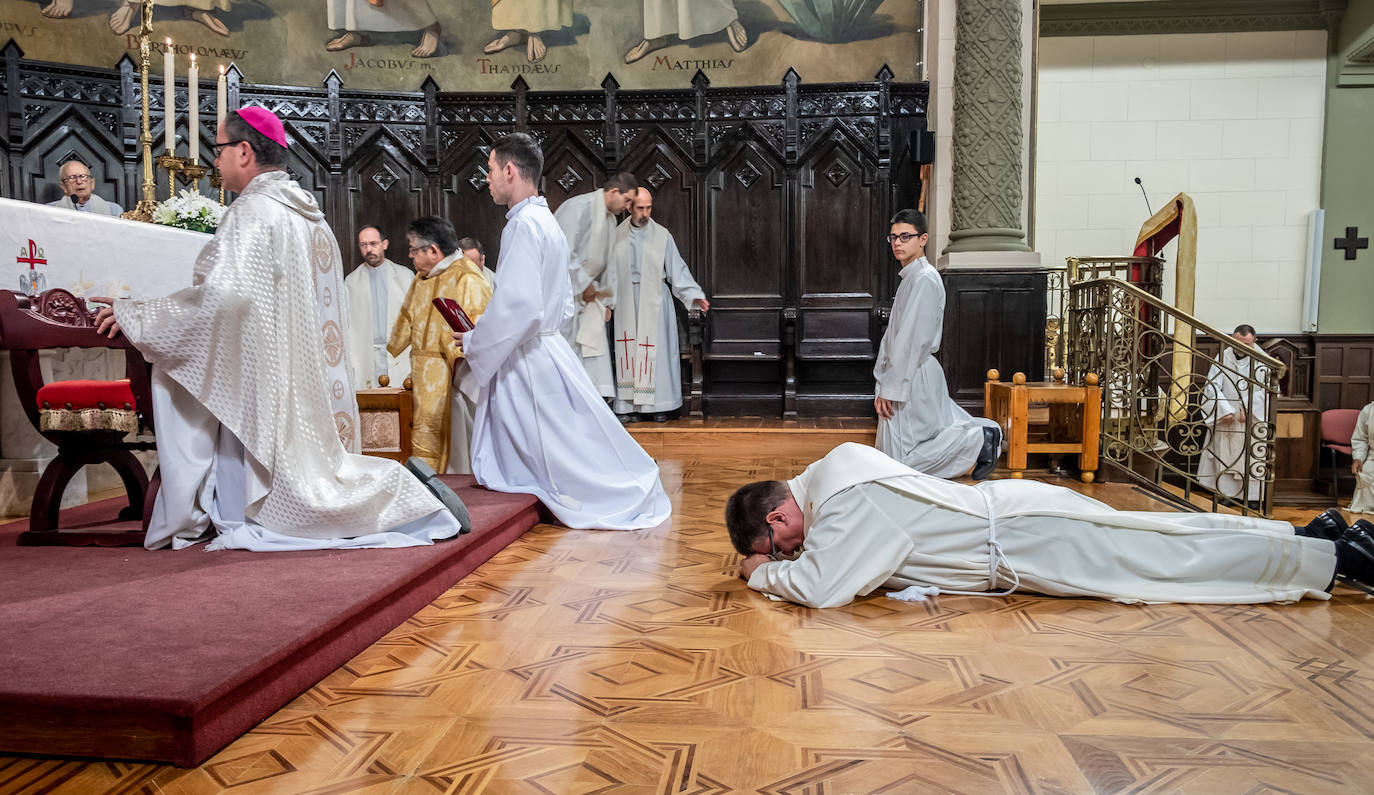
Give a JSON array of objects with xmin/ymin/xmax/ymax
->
[{"xmin": 908, "ymin": 129, "xmax": 936, "ymax": 163}]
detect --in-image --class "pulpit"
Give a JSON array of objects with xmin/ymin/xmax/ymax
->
[{"xmin": 0, "ymin": 289, "xmax": 158, "ymax": 544}]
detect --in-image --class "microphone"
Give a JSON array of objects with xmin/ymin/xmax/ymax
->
[{"xmin": 1134, "ymin": 177, "xmax": 1151, "ymax": 215}]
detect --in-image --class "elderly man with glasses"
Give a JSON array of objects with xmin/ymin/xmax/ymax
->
[
  {"xmin": 47, "ymin": 161, "xmax": 123, "ymax": 216},
  {"xmin": 872, "ymin": 209, "xmax": 1001, "ymax": 480}
]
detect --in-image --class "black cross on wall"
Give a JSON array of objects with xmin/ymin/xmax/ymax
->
[{"xmin": 1334, "ymin": 226, "xmax": 1368, "ymax": 260}]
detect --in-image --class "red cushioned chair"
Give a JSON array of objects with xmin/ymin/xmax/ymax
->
[
  {"xmin": 1320, "ymin": 408, "xmax": 1361, "ymax": 503},
  {"xmin": 0, "ymin": 289, "xmax": 158, "ymax": 545}
]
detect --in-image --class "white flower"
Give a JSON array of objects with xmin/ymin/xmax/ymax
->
[{"xmin": 152, "ymin": 188, "xmax": 225, "ymax": 232}]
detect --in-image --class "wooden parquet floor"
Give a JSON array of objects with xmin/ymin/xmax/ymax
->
[{"xmin": 5, "ymin": 430, "xmax": 1374, "ymax": 794}]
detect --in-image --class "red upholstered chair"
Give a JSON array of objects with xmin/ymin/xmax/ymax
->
[
  {"xmin": 1320, "ymin": 408, "xmax": 1361, "ymax": 503},
  {"xmin": 0, "ymin": 289, "xmax": 158, "ymax": 545}
]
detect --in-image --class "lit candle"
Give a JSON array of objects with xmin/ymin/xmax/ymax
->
[
  {"xmin": 216, "ymin": 65, "xmax": 227, "ymax": 128},
  {"xmin": 188, "ymin": 54, "xmax": 199, "ymax": 163},
  {"xmin": 163, "ymin": 38, "xmax": 174, "ymax": 154}
]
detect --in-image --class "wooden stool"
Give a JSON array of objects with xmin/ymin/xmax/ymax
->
[
  {"xmin": 984, "ymin": 368, "xmax": 1101, "ymax": 482},
  {"xmin": 356, "ymin": 375, "xmax": 414, "ymax": 463}
]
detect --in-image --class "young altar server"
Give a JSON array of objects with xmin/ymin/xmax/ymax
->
[
  {"xmin": 874, "ymin": 209, "xmax": 1001, "ymax": 479},
  {"xmin": 96, "ymin": 108, "xmax": 464, "ymax": 551},
  {"xmin": 455, "ymin": 133, "xmax": 670, "ymax": 530},
  {"xmin": 727, "ymin": 443, "xmax": 1374, "ymax": 609}
]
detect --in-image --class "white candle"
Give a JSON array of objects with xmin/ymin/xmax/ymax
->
[
  {"xmin": 163, "ymin": 39, "xmax": 174, "ymax": 154},
  {"xmin": 216, "ymin": 65, "xmax": 227, "ymax": 128},
  {"xmin": 188, "ymin": 54, "xmax": 199, "ymax": 162}
]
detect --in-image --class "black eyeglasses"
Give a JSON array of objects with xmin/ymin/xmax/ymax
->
[
  {"xmin": 766, "ymin": 527, "xmax": 780, "ymax": 561},
  {"xmin": 886, "ymin": 232, "xmax": 925, "ymax": 243},
  {"xmin": 208, "ymin": 140, "xmax": 248, "ymax": 157},
  {"xmin": 60, "ymin": 174, "xmax": 92, "ymax": 184}
]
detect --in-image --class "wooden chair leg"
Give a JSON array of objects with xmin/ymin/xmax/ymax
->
[
  {"xmin": 29, "ymin": 455, "xmax": 85, "ymax": 534},
  {"xmin": 106, "ymin": 450, "xmax": 151, "ymax": 522}
]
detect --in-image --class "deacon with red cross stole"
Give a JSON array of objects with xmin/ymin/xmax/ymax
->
[{"xmin": 609, "ymin": 186, "xmax": 709, "ymax": 422}]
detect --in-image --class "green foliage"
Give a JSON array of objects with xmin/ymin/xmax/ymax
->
[{"xmin": 777, "ymin": 0, "xmax": 887, "ymax": 42}]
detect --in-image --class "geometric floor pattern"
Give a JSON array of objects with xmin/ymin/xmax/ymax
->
[{"xmin": 3, "ymin": 428, "xmax": 1374, "ymax": 794}]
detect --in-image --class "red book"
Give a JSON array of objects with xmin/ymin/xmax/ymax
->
[{"xmin": 432, "ymin": 297, "xmax": 475, "ymax": 333}]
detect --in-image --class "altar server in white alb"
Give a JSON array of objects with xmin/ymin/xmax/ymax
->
[
  {"xmin": 611, "ymin": 186, "xmax": 708, "ymax": 420},
  {"xmin": 96, "ymin": 108, "xmax": 463, "ymax": 551},
  {"xmin": 1197, "ymin": 324, "xmax": 1271, "ymax": 503},
  {"xmin": 342, "ymin": 224, "xmax": 412, "ymax": 390},
  {"xmin": 874, "ymin": 209, "xmax": 1000, "ymax": 479},
  {"xmin": 456, "ymin": 133, "xmax": 670, "ymax": 530},
  {"xmin": 553, "ymin": 172, "xmax": 637, "ymax": 398},
  {"xmin": 725, "ymin": 443, "xmax": 1374, "ymax": 609}
]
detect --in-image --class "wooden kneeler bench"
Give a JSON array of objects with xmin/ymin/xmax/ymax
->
[
  {"xmin": 985, "ymin": 368, "xmax": 1101, "ymax": 482},
  {"xmin": 0, "ymin": 289, "xmax": 158, "ymax": 545}
]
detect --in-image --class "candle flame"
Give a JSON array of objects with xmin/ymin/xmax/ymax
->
[
  {"xmin": 165, "ymin": 37, "xmax": 171, "ymax": 45},
  {"xmin": 220, "ymin": 65, "xmax": 225, "ymax": 75}
]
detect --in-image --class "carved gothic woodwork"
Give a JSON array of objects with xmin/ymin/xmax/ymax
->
[{"xmin": 1, "ymin": 47, "xmax": 933, "ymax": 416}]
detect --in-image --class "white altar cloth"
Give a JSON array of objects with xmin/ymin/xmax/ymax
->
[{"xmin": 0, "ymin": 197, "xmax": 205, "ymax": 515}]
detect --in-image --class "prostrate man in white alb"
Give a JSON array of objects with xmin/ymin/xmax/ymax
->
[
  {"xmin": 47, "ymin": 161, "xmax": 123, "ymax": 217},
  {"xmin": 610, "ymin": 186, "xmax": 709, "ymax": 421},
  {"xmin": 874, "ymin": 209, "xmax": 1000, "ymax": 479},
  {"xmin": 726, "ymin": 443, "xmax": 1374, "ymax": 609},
  {"xmin": 459, "ymin": 236, "xmax": 496, "ymax": 287},
  {"xmin": 95, "ymin": 107, "xmax": 466, "ymax": 551},
  {"xmin": 455, "ymin": 132, "xmax": 670, "ymax": 530},
  {"xmin": 342, "ymin": 224, "xmax": 412, "ymax": 390},
  {"xmin": 553, "ymin": 172, "xmax": 637, "ymax": 399},
  {"xmin": 1197, "ymin": 323, "xmax": 1271, "ymax": 503}
]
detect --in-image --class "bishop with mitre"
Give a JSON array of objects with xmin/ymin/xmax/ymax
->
[{"xmin": 97, "ymin": 108, "xmax": 465, "ymax": 551}]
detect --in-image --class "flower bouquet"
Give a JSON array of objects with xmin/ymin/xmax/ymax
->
[{"xmin": 152, "ymin": 189, "xmax": 225, "ymax": 234}]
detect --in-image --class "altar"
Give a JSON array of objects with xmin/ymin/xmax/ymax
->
[{"xmin": 0, "ymin": 197, "xmax": 204, "ymax": 515}]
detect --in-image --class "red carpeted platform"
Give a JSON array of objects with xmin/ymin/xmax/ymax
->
[{"xmin": 0, "ymin": 476, "xmax": 543, "ymax": 767}]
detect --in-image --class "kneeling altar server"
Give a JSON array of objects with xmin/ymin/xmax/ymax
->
[
  {"xmin": 96, "ymin": 108, "xmax": 464, "ymax": 551},
  {"xmin": 726, "ymin": 443, "xmax": 1373, "ymax": 609},
  {"xmin": 456, "ymin": 133, "xmax": 670, "ymax": 530}
]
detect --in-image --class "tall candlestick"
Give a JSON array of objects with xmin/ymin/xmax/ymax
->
[
  {"xmin": 188, "ymin": 54, "xmax": 199, "ymax": 163},
  {"xmin": 216, "ymin": 65, "xmax": 227, "ymax": 129},
  {"xmin": 163, "ymin": 38, "xmax": 174, "ymax": 154}
]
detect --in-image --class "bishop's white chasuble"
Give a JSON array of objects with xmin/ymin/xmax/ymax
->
[{"xmin": 112, "ymin": 171, "xmax": 460, "ymax": 550}]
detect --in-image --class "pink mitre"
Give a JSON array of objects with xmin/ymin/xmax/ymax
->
[{"xmin": 235, "ymin": 107, "xmax": 288, "ymax": 149}]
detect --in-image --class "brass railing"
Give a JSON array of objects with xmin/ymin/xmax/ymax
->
[
  {"xmin": 1065, "ymin": 277, "xmax": 1284, "ymax": 516},
  {"xmin": 1047, "ymin": 256, "xmax": 1163, "ymax": 378}
]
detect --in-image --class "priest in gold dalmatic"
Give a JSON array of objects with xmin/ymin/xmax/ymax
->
[{"xmin": 388, "ymin": 216, "xmax": 492, "ymax": 474}]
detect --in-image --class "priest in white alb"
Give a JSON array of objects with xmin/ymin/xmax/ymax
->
[
  {"xmin": 456, "ymin": 133, "xmax": 670, "ymax": 530},
  {"xmin": 1197, "ymin": 324, "xmax": 1271, "ymax": 503},
  {"xmin": 1351, "ymin": 400, "xmax": 1374, "ymax": 515},
  {"xmin": 343, "ymin": 224, "xmax": 412, "ymax": 390},
  {"xmin": 553, "ymin": 173, "xmax": 637, "ymax": 399},
  {"xmin": 610, "ymin": 187, "xmax": 708, "ymax": 420},
  {"xmin": 95, "ymin": 108, "xmax": 464, "ymax": 551},
  {"xmin": 726, "ymin": 443, "xmax": 1371, "ymax": 609},
  {"xmin": 874, "ymin": 210, "xmax": 1000, "ymax": 479}
]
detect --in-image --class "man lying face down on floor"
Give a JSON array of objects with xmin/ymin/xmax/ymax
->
[{"xmin": 725, "ymin": 443, "xmax": 1374, "ymax": 609}]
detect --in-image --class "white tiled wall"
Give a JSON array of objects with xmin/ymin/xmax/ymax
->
[{"xmin": 1035, "ymin": 30, "xmax": 1327, "ymax": 333}]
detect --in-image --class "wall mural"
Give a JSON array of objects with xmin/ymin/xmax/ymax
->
[{"xmin": 1, "ymin": 0, "xmax": 918, "ymax": 92}]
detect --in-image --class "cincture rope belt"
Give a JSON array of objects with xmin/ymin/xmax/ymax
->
[{"xmin": 932, "ymin": 486, "xmax": 1021, "ymax": 597}]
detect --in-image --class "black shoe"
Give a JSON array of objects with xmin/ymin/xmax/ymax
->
[
  {"xmin": 1335, "ymin": 524, "xmax": 1374, "ymax": 588},
  {"xmin": 971, "ymin": 426, "xmax": 1002, "ymax": 481},
  {"xmin": 650, "ymin": 411, "xmax": 671, "ymax": 423},
  {"xmin": 405, "ymin": 457, "xmax": 472, "ymax": 534},
  {"xmin": 1356, "ymin": 519, "xmax": 1374, "ymax": 535},
  {"xmin": 1296, "ymin": 508, "xmax": 1348, "ymax": 540}
]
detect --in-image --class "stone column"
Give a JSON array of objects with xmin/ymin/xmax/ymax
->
[{"xmin": 945, "ymin": 0, "xmax": 1033, "ymax": 255}]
